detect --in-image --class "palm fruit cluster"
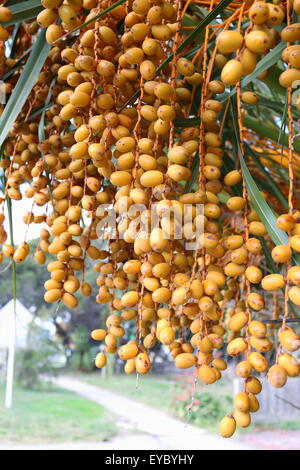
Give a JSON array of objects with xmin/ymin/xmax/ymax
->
[{"xmin": 0, "ymin": 0, "xmax": 300, "ymax": 438}]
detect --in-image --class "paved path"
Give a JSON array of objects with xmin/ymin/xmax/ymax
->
[
  {"xmin": 0, "ymin": 435, "xmax": 166, "ymax": 450},
  {"xmin": 241, "ymin": 430, "xmax": 300, "ymax": 450},
  {"xmin": 52, "ymin": 376, "xmax": 254, "ymax": 450}
]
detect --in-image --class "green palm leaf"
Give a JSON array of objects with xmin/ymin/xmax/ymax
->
[
  {"xmin": 118, "ymin": 0, "xmax": 232, "ymax": 111},
  {"xmin": 1, "ymin": 0, "xmax": 43, "ymax": 26},
  {"xmin": 231, "ymin": 99, "xmax": 300, "ymax": 266},
  {"xmin": 56, "ymin": 0, "xmax": 127, "ymax": 40},
  {"xmin": 244, "ymin": 115, "xmax": 300, "ymax": 153},
  {"xmin": 156, "ymin": 0, "xmax": 232, "ymax": 75},
  {"xmin": 225, "ymin": 43, "xmax": 285, "ymax": 101},
  {"xmin": 239, "ymin": 42, "xmax": 285, "ymax": 91},
  {"xmin": 0, "ymin": 28, "xmax": 50, "ymax": 149}
]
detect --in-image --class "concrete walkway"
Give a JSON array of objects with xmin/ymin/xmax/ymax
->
[
  {"xmin": 241, "ymin": 430, "xmax": 300, "ymax": 450},
  {"xmin": 0, "ymin": 435, "xmax": 167, "ymax": 451},
  {"xmin": 52, "ymin": 376, "xmax": 254, "ymax": 450}
]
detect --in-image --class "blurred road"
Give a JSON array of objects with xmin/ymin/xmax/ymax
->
[
  {"xmin": 49, "ymin": 375, "xmax": 255, "ymax": 451},
  {"xmin": 0, "ymin": 435, "xmax": 173, "ymax": 450},
  {"xmin": 240, "ymin": 430, "xmax": 300, "ymax": 450}
]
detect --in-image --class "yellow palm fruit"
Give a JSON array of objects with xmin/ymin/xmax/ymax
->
[
  {"xmin": 268, "ymin": 364, "xmax": 287, "ymax": 388},
  {"xmin": 175, "ymin": 353, "xmax": 196, "ymax": 369},
  {"xmin": 118, "ymin": 343, "xmax": 139, "ymax": 360},
  {"xmin": 220, "ymin": 415, "xmax": 236, "ymax": 438},
  {"xmin": 95, "ymin": 352, "xmax": 107, "ymax": 368},
  {"xmin": 91, "ymin": 329, "xmax": 107, "ymax": 341},
  {"xmin": 234, "ymin": 392, "xmax": 250, "ymax": 412},
  {"xmin": 278, "ymin": 353, "xmax": 299, "ymax": 377},
  {"xmin": 198, "ymin": 365, "xmax": 217, "ymax": 384},
  {"xmin": 135, "ymin": 352, "xmax": 151, "ymax": 374}
]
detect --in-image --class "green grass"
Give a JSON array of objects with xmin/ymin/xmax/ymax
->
[
  {"xmin": 76, "ymin": 372, "xmax": 174, "ymax": 411},
  {"xmin": 246, "ymin": 420, "xmax": 300, "ymax": 432},
  {"xmin": 278, "ymin": 421, "xmax": 300, "ymax": 430},
  {"xmin": 0, "ymin": 385, "xmax": 116, "ymax": 444}
]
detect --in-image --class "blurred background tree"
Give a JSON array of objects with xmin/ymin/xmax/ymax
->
[
  {"xmin": 0, "ymin": 239, "xmax": 108, "ymax": 348},
  {"xmin": 69, "ymin": 325, "xmax": 98, "ymax": 372}
]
